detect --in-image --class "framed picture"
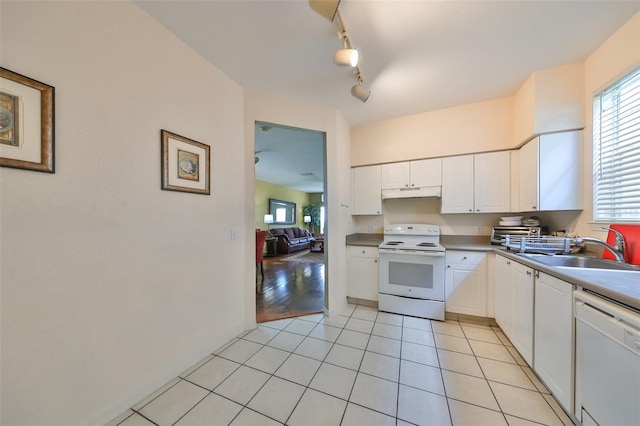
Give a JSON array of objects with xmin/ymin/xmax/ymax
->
[
  {"xmin": 0, "ymin": 67, "xmax": 55, "ymax": 173},
  {"xmin": 161, "ymin": 129, "xmax": 210, "ymax": 195}
]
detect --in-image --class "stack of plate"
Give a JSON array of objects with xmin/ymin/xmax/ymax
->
[
  {"xmin": 522, "ymin": 218, "xmax": 541, "ymax": 227},
  {"xmin": 499, "ymin": 216, "xmax": 522, "ymax": 226}
]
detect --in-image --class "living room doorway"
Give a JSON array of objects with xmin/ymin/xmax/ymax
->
[{"xmin": 254, "ymin": 121, "xmax": 327, "ymax": 322}]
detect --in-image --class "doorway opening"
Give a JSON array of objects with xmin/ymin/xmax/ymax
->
[{"xmin": 254, "ymin": 121, "xmax": 327, "ymax": 323}]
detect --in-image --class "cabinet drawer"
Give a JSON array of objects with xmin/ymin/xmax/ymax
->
[
  {"xmin": 446, "ymin": 251, "xmax": 486, "ymax": 266},
  {"xmin": 349, "ymin": 246, "xmax": 379, "ymax": 258}
]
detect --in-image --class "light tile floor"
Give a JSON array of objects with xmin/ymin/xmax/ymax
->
[{"xmin": 108, "ymin": 305, "xmax": 575, "ymax": 426}]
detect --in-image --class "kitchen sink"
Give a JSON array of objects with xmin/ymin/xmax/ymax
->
[{"xmin": 516, "ymin": 253, "xmax": 640, "ymax": 271}]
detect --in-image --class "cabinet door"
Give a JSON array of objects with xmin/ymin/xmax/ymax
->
[
  {"xmin": 534, "ymin": 272, "xmax": 574, "ymax": 412},
  {"xmin": 538, "ymin": 131, "xmax": 582, "ymax": 210},
  {"xmin": 511, "ymin": 261, "xmax": 534, "ymax": 365},
  {"xmin": 519, "ymin": 137, "xmax": 539, "ymax": 211},
  {"xmin": 494, "ymin": 255, "xmax": 513, "ymax": 337},
  {"xmin": 348, "ymin": 249, "xmax": 379, "ymax": 301},
  {"xmin": 441, "ymin": 155, "xmax": 474, "ymax": 213},
  {"xmin": 381, "ymin": 162, "xmax": 410, "ymax": 189},
  {"xmin": 352, "ymin": 166, "xmax": 382, "ymax": 215},
  {"xmin": 410, "ymin": 158, "xmax": 442, "ymax": 187},
  {"xmin": 445, "ymin": 252, "xmax": 487, "ymax": 317},
  {"xmin": 474, "ymin": 151, "xmax": 511, "ymax": 213}
]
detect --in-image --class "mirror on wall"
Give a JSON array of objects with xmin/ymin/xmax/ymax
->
[{"xmin": 269, "ymin": 198, "xmax": 296, "ymax": 225}]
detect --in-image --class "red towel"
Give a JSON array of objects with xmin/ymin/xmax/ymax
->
[{"xmin": 603, "ymin": 224, "xmax": 640, "ymax": 265}]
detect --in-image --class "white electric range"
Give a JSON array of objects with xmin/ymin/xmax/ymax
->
[{"xmin": 378, "ymin": 224, "xmax": 446, "ymax": 320}]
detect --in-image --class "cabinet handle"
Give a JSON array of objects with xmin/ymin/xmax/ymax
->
[
  {"xmin": 476, "ymin": 209, "xmax": 480, "ymax": 212},
  {"xmin": 506, "ymin": 261, "xmax": 511, "ymax": 265},
  {"xmin": 468, "ymin": 209, "xmax": 473, "ymax": 212},
  {"xmin": 374, "ymin": 259, "xmax": 377, "ymax": 263},
  {"xmin": 532, "ymin": 206, "xmax": 537, "ymax": 210},
  {"xmin": 526, "ymin": 271, "xmax": 532, "ymax": 276},
  {"xmin": 447, "ymin": 265, "xmax": 451, "ymax": 268},
  {"xmin": 535, "ymin": 271, "xmax": 540, "ymax": 278},
  {"xmin": 463, "ymin": 256, "xmax": 467, "ymax": 260}
]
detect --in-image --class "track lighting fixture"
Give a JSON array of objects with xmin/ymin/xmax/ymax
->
[
  {"xmin": 351, "ymin": 83, "xmax": 370, "ymax": 103},
  {"xmin": 351, "ymin": 69, "xmax": 370, "ymax": 102},
  {"xmin": 334, "ymin": 31, "xmax": 358, "ymax": 67},
  {"xmin": 309, "ymin": 0, "xmax": 371, "ymax": 103},
  {"xmin": 335, "ymin": 48, "xmax": 358, "ymax": 67}
]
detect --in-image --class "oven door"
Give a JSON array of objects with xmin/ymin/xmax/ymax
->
[{"xmin": 378, "ymin": 250, "xmax": 445, "ymax": 301}]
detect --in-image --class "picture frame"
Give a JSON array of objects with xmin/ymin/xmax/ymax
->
[
  {"xmin": 161, "ymin": 129, "xmax": 210, "ymax": 195},
  {"xmin": 269, "ymin": 198, "xmax": 296, "ymax": 225},
  {"xmin": 0, "ymin": 67, "xmax": 55, "ymax": 173}
]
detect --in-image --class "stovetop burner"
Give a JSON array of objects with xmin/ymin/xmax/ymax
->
[
  {"xmin": 379, "ymin": 224, "xmax": 445, "ymax": 253},
  {"xmin": 417, "ymin": 242, "xmax": 437, "ymax": 247}
]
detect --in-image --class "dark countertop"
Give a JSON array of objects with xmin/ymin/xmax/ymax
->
[
  {"xmin": 495, "ymin": 249, "xmax": 640, "ymax": 312},
  {"xmin": 345, "ymin": 233, "xmax": 383, "ymax": 247}
]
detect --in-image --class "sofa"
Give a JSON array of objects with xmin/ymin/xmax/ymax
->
[{"xmin": 269, "ymin": 227, "xmax": 315, "ymax": 254}]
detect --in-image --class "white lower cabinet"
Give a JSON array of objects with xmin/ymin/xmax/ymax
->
[
  {"xmin": 511, "ymin": 261, "xmax": 535, "ymax": 365},
  {"xmin": 348, "ymin": 246, "xmax": 379, "ymax": 301},
  {"xmin": 494, "ymin": 254, "xmax": 514, "ymax": 336},
  {"xmin": 495, "ymin": 254, "xmax": 577, "ymax": 417},
  {"xmin": 494, "ymin": 254, "xmax": 534, "ymax": 365},
  {"xmin": 534, "ymin": 271, "xmax": 574, "ymax": 413},
  {"xmin": 445, "ymin": 251, "xmax": 487, "ymax": 316}
]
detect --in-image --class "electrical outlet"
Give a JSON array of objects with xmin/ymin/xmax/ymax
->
[
  {"xmin": 369, "ymin": 225, "xmax": 374, "ymax": 233},
  {"xmin": 477, "ymin": 226, "xmax": 484, "ymax": 234},
  {"xmin": 230, "ymin": 228, "xmax": 237, "ymax": 240}
]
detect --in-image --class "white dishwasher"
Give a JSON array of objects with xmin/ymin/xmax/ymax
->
[{"xmin": 574, "ymin": 290, "xmax": 640, "ymax": 426}]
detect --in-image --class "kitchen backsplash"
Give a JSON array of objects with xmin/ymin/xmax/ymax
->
[{"xmin": 352, "ymin": 198, "xmax": 582, "ymax": 236}]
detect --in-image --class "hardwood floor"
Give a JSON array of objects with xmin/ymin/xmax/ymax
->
[{"xmin": 256, "ymin": 251, "xmax": 325, "ymax": 323}]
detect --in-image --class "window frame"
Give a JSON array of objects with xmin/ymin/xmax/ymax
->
[{"xmin": 591, "ymin": 67, "xmax": 640, "ymax": 224}]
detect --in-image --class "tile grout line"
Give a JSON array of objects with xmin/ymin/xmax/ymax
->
[
  {"xmin": 123, "ymin": 305, "xmax": 567, "ymax": 426},
  {"xmin": 281, "ymin": 304, "xmax": 363, "ymax": 425}
]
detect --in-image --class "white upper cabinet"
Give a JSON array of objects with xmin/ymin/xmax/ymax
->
[
  {"xmin": 352, "ymin": 165, "xmax": 382, "ymax": 215},
  {"xmin": 442, "ymin": 155, "xmax": 474, "ymax": 213},
  {"xmin": 442, "ymin": 152, "xmax": 511, "ymax": 213},
  {"xmin": 519, "ymin": 131, "xmax": 582, "ymax": 212},
  {"xmin": 410, "ymin": 158, "xmax": 442, "ymax": 187},
  {"xmin": 474, "ymin": 151, "xmax": 511, "ymax": 213},
  {"xmin": 381, "ymin": 158, "xmax": 442, "ymax": 189},
  {"xmin": 381, "ymin": 162, "xmax": 410, "ymax": 189}
]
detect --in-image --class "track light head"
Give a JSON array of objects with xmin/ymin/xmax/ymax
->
[
  {"xmin": 335, "ymin": 48, "xmax": 358, "ymax": 67},
  {"xmin": 351, "ymin": 84, "xmax": 370, "ymax": 103}
]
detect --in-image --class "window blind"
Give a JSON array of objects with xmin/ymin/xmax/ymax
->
[{"xmin": 593, "ymin": 68, "xmax": 640, "ymax": 222}]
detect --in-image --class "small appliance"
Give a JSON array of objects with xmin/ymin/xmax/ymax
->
[{"xmin": 490, "ymin": 226, "xmax": 547, "ymax": 245}]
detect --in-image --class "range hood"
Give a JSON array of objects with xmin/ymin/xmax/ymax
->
[{"xmin": 382, "ymin": 186, "xmax": 442, "ymax": 200}]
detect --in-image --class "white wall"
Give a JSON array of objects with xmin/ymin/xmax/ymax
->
[
  {"xmin": 574, "ymin": 11, "xmax": 640, "ymax": 239},
  {"xmin": 0, "ymin": 2, "xmax": 247, "ymax": 424},
  {"xmin": 244, "ymin": 91, "xmax": 353, "ymax": 322},
  {"xmin": 350, "ymin": 13, "xmax": 640, "ymax": 238},
  {"xmin": 351, "ymin": 97, "xmax": 514, "ymax": 166}
]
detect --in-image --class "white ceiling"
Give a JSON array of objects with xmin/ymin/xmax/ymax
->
[
  {"xmin": 135, "ymin": 0, "xmax": 640, "ymax": 193},
  {"xmin": 254, "ymin": 122, "xmax": 325, "ymax": 193}
]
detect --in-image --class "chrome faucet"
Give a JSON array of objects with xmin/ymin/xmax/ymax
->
[{"xmin": 578, "ymin": 228, "xmax": 627, "ymax": 263}]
